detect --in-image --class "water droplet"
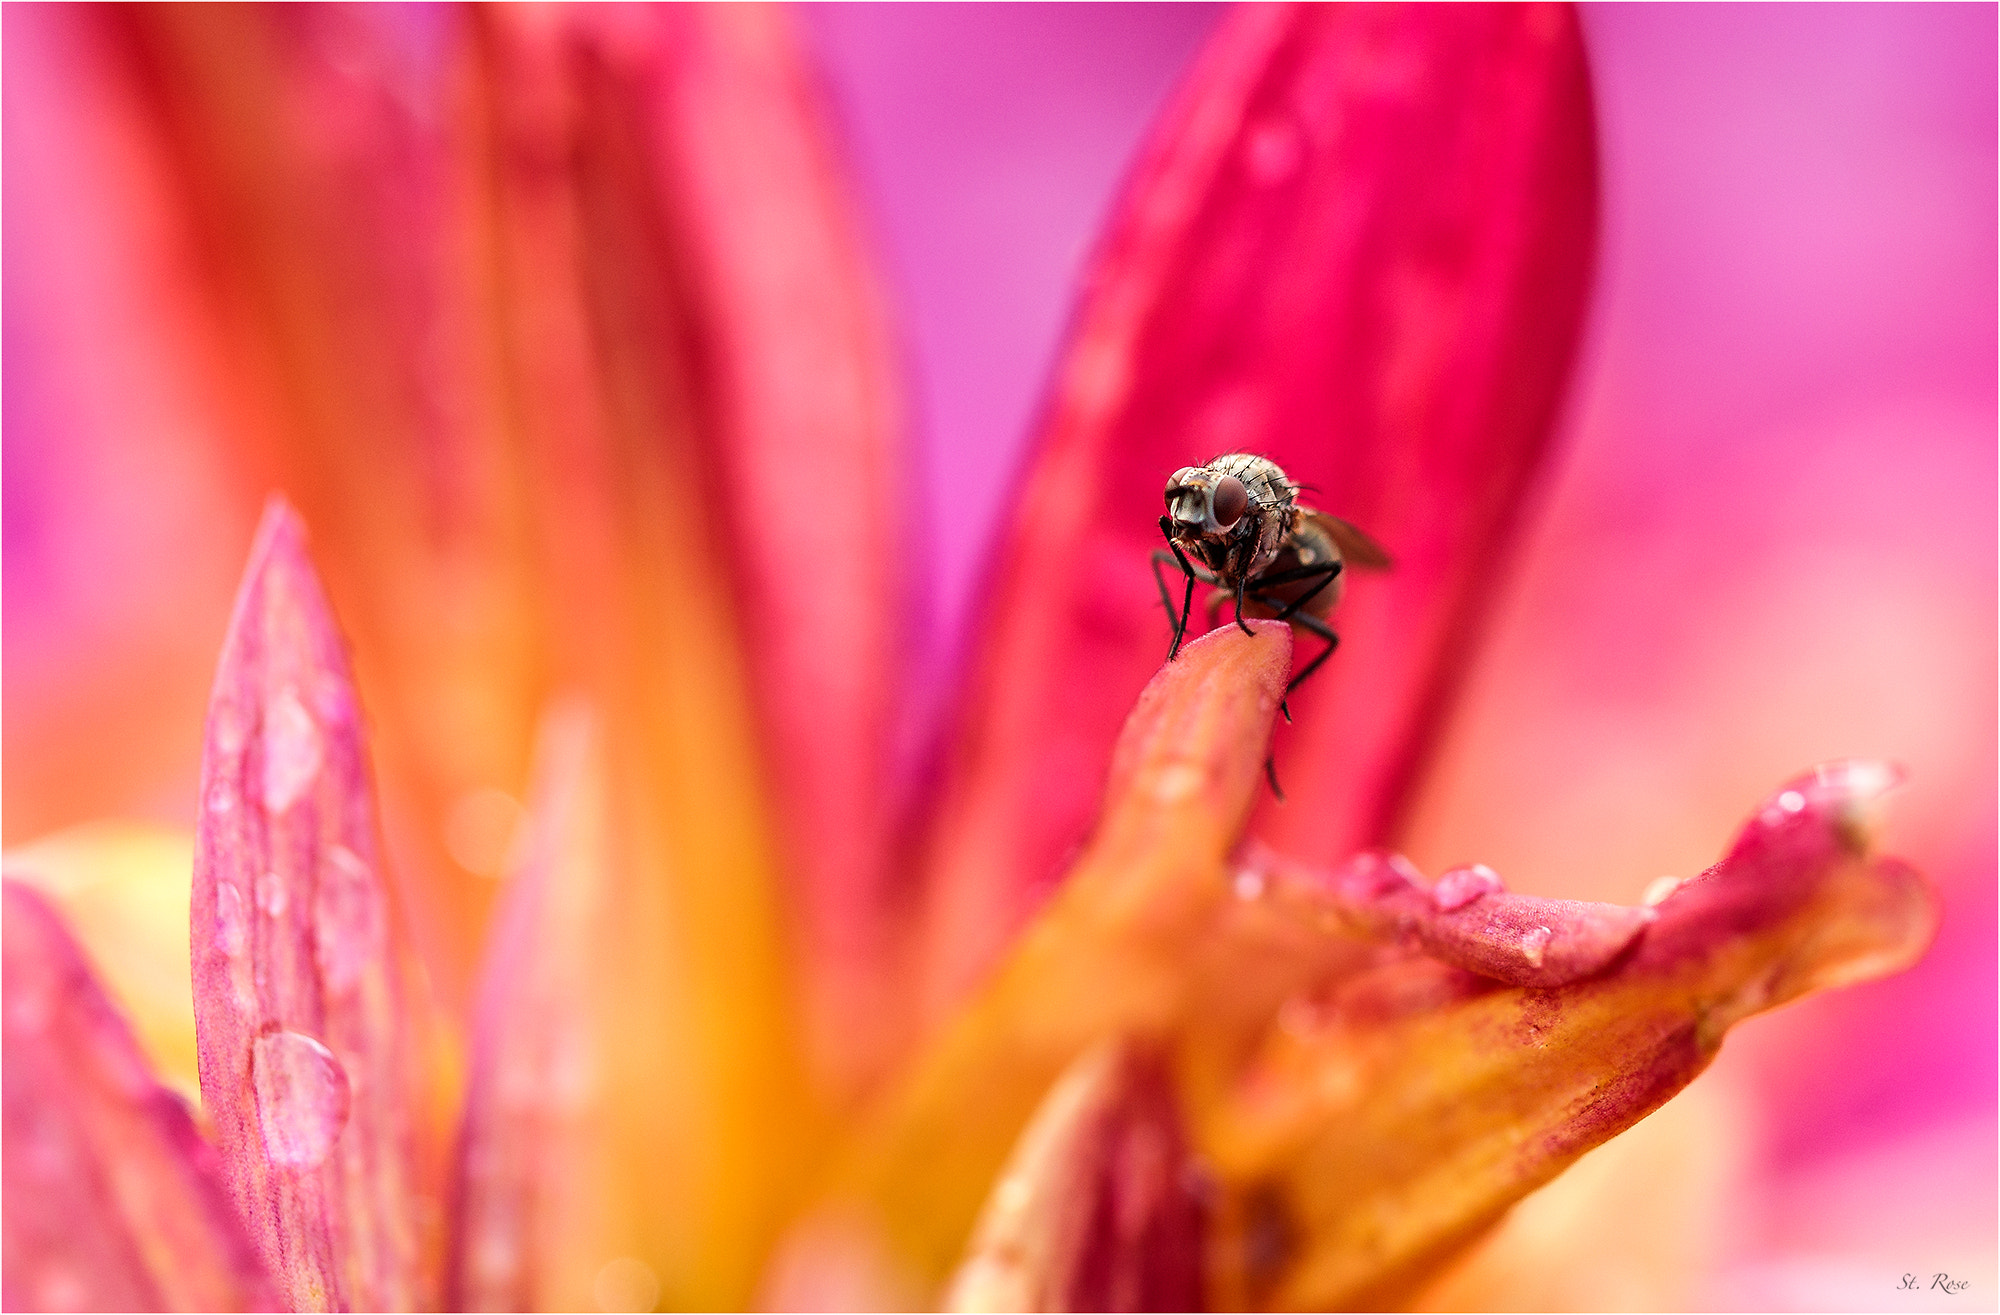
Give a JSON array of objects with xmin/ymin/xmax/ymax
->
[
  {"xmin": 1151, "ymin": 763, "xmax": 1204, "ymax": 803},
  {"xmin": 212, "ymin": 703, "xmax": 250, "ymax": 756},
  {"xmin": 1519, "ymin": 925, "xmax": 1554, "ymax": 968},
  {"xmin": 1777, "ymin": 790, "xmax": 1806, "ymax": 814},
  {"xmin": 445, "ymin": 788, "xmax": 527, "ymax": 878},
  {"xmin": 255, "ymin": 870, "xmax": 289, "ymax": 917},
  {"xmin": 1431, "ymin": 864, "xmax": 1503, "ymax": 912},
  {"xmin": 250, "ymin": 1030, "xmax": 350, "ymax": 1171},
  {"xmin": 546, "ymin": 1030, "xmax": 596, "ymax": 1112},
  {"xmin": 1641, "ymin": 876, "xmax": 1682, "ymax": 907},
  {"xmin": 36, "ymin": 1270, "xmax": 89, "ymax": 1311},
  {"xmin": 1243, "ymin": 115, "xmax": 1304, "ymax": 185},
  {"xmin": 311, "ymin": 671, "xmax": 356, "ymax": 730},
  {"xmin": 1811, "ymin": 759, "xmax": 1902, "ymax": 799},
  {"xmin": 592, "ymin": 1256, "xmax": 659, "ymax": 1313},
  {"xmin": 470, "ymin": 1233, "xmax": 520, "ymax": 1288},
  {"xmin": 215, "ymin": 882, "xmax": 249, "ymax": 957},
  {"xmin": 1232, "ymin": 871, "xmax": 1267, "ymax": 901},
  {"xmin": 20, "ymin": 1124, "xmax": 72, "ymax": 1179},
  {"xmin": 1277, "ymin": 995, "xmax": 1321, "ymax": 1037},
  {"xmin": 262, "ymin": 687, "xmax": 323, "ymax": 815},
  {"xmin": 315, "ymin": 845, "xmax": 383, "ymax": 996},
  {"xmin": 5, "ymin": 982, "xmax": 53, "ymax": 1036}
]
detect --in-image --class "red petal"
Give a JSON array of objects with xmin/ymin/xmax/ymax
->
[
  {"xmin": 913, "ymin": 3, "xmax": 1599, "ymax": 1020},
  {"xmin": 190, "ymin": 500, "xmax": 425, "ymax": 1311},
  {"xmin": 944, "ymin": 1041, "xmax": 1204, "ymax": 1313},
  {"xmin": 3, "ymin": 879, "xmax": 276, "ymax": 1312}
]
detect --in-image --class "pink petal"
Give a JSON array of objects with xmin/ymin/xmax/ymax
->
[
  {"xmin": 190, "ymin": 500, "xmax": 424, "ymax": 1311},
  {"xmin": 1263, "ymin": 846, "xmax": 1658, "ymax": 988},
  {"xmin": 944, "ymin": 1041, "xmax": 1203, "ymax": 1313},
  {"xmin": 1209, "ymin": 761, "xmax": 1937, "ymax": 1309},
  {"xmin": 3, "ymin": 879, "xmax": 276, "ymax": 1313},
  {"xmin": 634, "ymin": 5, "xmax": 910, "ymax": 1099},
  {"xmin": 912, "ymin": 3, "xmax": 1599, "ymax": 1021},
  {"xmin": 445, "ymin": 699, "xmax": 617, "ymax": 1312}
]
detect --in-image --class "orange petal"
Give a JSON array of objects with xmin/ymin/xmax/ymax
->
[
  {"xmin": 1203, "ymin": 762, "xmax": 1937, "ymax": 1310},
  {"xmin": 913, "ymin": 3, "xmax": 1600, "ymax": 1027},
  {"xmin": 790, "ymin": 622, "xmax": 1290, "ymax": 1301},
  {"xmin": 3, "ymin": 879, "xmax": 276, "ymax": 1312},
  {"xmin": 643, "ymin": 5, "xmax": 909, "ymax": 1100},
  {"xmin": 445, "ymin": 699, "xmax": 640, "ymax": 1311},
  {"xmin": 190, "ymin": 500, "xmax": 427, "ymax": 1311},
  {"xmin": 944, "ymin": 1039, "xmax": 1204, "ymax": 1313}
]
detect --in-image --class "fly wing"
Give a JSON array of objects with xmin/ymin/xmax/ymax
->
[{"xmin": 1303, "ymin": 509, "xmax": 1393, "ymax": 570}]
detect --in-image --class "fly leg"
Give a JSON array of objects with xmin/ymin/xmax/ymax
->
[
  {"xmin": 1282, "ymin": 610, "xmax": 1341, "ymax": 693},
  {"xmin": 1255, "ymin": 560, "xmax": 1344, "ymax": 620},
  {"xmin": 1149, "ymin": 550, "xmax": 1189, "ymax": 649},
  {"xmin": 1233, "ymin": 578, "xmax": 1253, "ymax": 637},
  {"xmin": 1245, "ymin": 562, "xmax": 1343, "ymax": 716},
  {"xmin": 1265, "ymin": 754, "xmax": 1286, "ymax": 802},
  {"xmin": 1154, "ymin": 517, "xmax": 1202, "ymax": 661}
]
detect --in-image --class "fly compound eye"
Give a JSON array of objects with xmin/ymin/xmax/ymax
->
[{"xmin": 1211, "ymin": 475, "xmax": 1249, "ymax": 529}]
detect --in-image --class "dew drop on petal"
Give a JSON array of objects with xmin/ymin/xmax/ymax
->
[
  {"xmin": 470, "ymin": 1234, "xmax": 519, "ymax": 1290},
  {"xmin": 251, "ymin": 1030, "xmax": 351, "ymax": 1171},
  {"xmin": 1277, "ymin": 995, "xmax": 1321, "ymax": 1037},
  {"xmin": 444, "ymin": 787, "xmax": 527, "ymax": 878},
  {"xmin": 212, "ymin": 703, "xmax": 250, "ymax": 756},
  {"xmin": 311, "ymin": 671, "xmax": 356, "ymax": 731},
  {"xmin": 4, "ymin": 981, "xmax": 53, "ymax": 1037},
  {"xmin": 592, "ymin": 1256, "xmax": 660, "ymax": 1313},
  {"xmin": 261, "ymin": 687, "xmax": 323, "ymax": 815},
  {"xmin": 1243, "ymin": 114, "xmax": 1304, "ymax": 185},
  {"xmin": 314, "ymin": 845, "xmax": 384, "ymax": 997},
  {"xmin": 1232, "ymin": 870, "xmax": 1267, "ymax": 901},
  {"xmin": 255, "ymin": 870, "xmax": 289, "ymax": 917},
  {"xmin": 1431, "ymin": 864, "xmax": 1503, "ymax": 912},
  {"xmin": 36, "ymin": 1270, "xmax": 88, "ymax": 1311},
  {"xmin": 1519, "ymin": 925, "xmax": 1553, "ymax": 969},
  {"xmin": 1151, "ymin": 763, "xmax": 1205, "ymax": 803},
  {"xmin": 1778, "ymin": 790, "xmax": 1806, "ymax": 814},
  {"xmin": 215, "ymin": 881, "xmax": 250, "ymax": 957}
]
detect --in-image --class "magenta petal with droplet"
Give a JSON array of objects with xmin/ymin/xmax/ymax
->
[
  {"xmin": 1292, "ymin": 849, "xmax": 1656, "ymax": 989},
  {"xmin": 3, "ymin": 879, "xmax": 277, "ymax": 1313},
  {"xmin": 913, "ymin": 3, "xmax": 1599, "ymax": 1021},
  {"xmin": 1218, "ymin": 761, "xmax": 1937, "ymax": 1309},
  {"xmin": 190, "ymin": 499, "xmax": 424, "ymax": 1312}
]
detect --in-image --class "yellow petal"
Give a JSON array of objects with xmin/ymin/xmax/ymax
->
[
  {"xmin": 786, "ymin": 622, "xmax": 1291, "ymax": 1301},
  {"xmin": 4, "ymin": 823, "xmax": 200, "ymax": 1106}
]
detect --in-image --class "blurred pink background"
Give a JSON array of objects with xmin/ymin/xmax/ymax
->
[{"xmin": 5, "ymin": 3, "xmax": 1994, "ymax": 1310}]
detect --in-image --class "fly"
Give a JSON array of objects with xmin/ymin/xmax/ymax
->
[{"xmin": 1152, "ymin": 453, "xmax": 1390, "ymax": 695}]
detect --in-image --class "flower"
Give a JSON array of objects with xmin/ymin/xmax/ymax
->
[{"xmin": 0, "ymin": 4, "xmax": 1961, "ymax": 1312}]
